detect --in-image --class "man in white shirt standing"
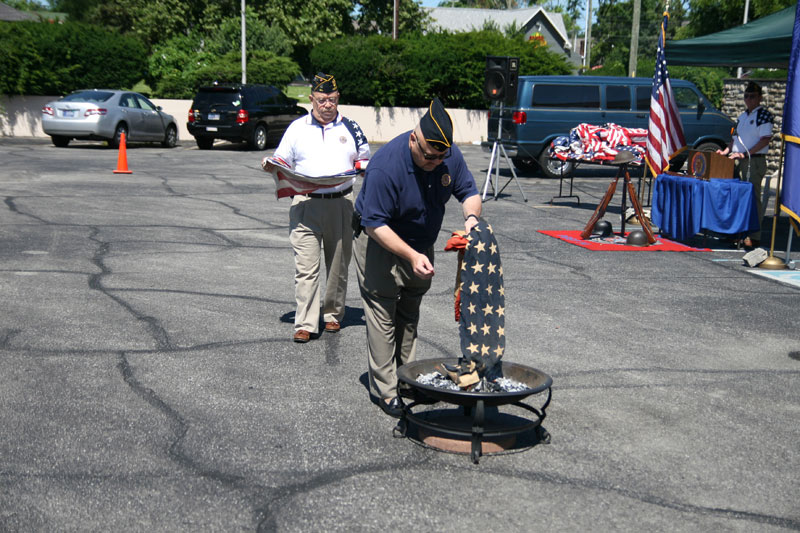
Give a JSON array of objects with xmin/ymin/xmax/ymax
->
[
  {"xmin": 717, "ymin": 81, "xmax": 774, "ymax": 248},
  {"xmin": 263, "ymin": 73, "xmax": 370, "ymax": 342}
]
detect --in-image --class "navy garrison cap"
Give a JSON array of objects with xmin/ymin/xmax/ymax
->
[
  {"xmin": 420, "ymin": 97, "xmax": 453, "ymax": 152},
  {"xmin": 312, "ymin": 72, "xmax": 338, "ymax": 94}
]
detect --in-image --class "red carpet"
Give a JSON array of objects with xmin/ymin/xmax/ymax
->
[{"xmin": 538, "ymin": 230, "xmax": 710, "ymax": 251}]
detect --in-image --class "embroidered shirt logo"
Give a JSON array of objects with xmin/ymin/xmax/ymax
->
[{"xmin": 441, "ymin": 174, "xmax": 452, "ymax": 186}]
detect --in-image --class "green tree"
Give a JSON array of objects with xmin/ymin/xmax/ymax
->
[
  {"xmin": 590, "ymin": 0, "xmax": 687, "ymax": 71},
  {"xmin": 206, "ymin": 8, "xmax": 293, "ymax": 57},
  {"xmin": 676, "ymin": 0, "xmax": 795, "ymax": 39},
  {"xmin": 0, "ymin": 21, "xmax": 146, "ymax": 95},
  {"xmin": 311, "ymin": 30, "xmax": 572, "ymax": 108},
  {"xmin": 438, "ymin": 1, "xmax": 521, "ymax": 7},
  {"xmin": 355, "ymin": 0, "xmax": 432, "ymax": 36}
]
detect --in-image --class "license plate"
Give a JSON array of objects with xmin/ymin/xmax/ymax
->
[
  {"xmin": 62, "ymin": 110, "xmax": 76, "ymax": 118},
  {"xmin": 208, "ymin": 113, "xmax": 220, "ymax": 120},
  {"xmin": 206, "ymin": 126, "xmax": 218, "ymax": 132}
]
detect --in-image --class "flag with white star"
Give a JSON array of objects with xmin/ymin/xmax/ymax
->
[{"xmin": 458, "ymin": 219, "xmax": 505, "ymax": 371}]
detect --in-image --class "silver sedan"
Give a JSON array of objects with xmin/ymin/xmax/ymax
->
[{"xmin": 41, "ymin": 89, "xmax": 179, "ymax": 148}]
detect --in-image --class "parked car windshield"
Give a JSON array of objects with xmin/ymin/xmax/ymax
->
[{"xmin": 61, "ymin": 90, "xmax": 114, "ymax": 103}]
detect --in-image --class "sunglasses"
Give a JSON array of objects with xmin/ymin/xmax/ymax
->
[
  {"xmin": 744, "ymin": 93, "xmax": 759, "ymax": 99},
  {"xmin": 415, "ymin": 136, "xmax": 449, "ymax": 161}
]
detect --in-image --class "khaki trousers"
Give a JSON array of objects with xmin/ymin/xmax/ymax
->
[
  {"xmin": 353, "ymin": 230, "xmax": 433, "ymax": 400},
  {"xmin": 289, "ymin": 192, "xmax": 354, "ymax": 333},
  {"xmin": 737, "ymin": 156, "xmax": 767, "ymax": 241}
]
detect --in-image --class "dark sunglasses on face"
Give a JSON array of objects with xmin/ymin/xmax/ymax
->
[{"xmin": 415, "ymin": 136, "xmax": 449, "ymax": 160}]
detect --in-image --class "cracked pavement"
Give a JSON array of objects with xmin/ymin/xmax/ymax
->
[{"xmin": 1, "ymin": 137, "xmax": 798, "ymax": 531}]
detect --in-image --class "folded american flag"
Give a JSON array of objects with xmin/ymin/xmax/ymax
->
[
  {"xmin": 550, "ymin": 123, "xmax": 648, "ymax": 164},
  {"xmin": 262, "ymin": 156, "xmax": 364, "ymax": 199}
]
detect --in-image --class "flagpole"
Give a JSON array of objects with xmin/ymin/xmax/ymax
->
[{"xmin": 759, "ymin": 136, "xmax": 788, "ymax": 269}]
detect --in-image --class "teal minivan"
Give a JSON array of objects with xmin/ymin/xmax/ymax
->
[{"xmin": 486, "ymin": 75, "xmax": 735, "ymax": 178}]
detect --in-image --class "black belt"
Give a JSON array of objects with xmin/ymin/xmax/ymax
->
[
  {"xmin": 302, "ymin": 186, "xmax": 352, "ymax": 199},
  {"xmin": 749, "ymin": 154, "xmax": 766, "ymax": 158}
]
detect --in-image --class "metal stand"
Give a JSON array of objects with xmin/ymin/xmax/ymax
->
[
  {"xmin": 397, "ymin": 389, "xmax": 551, "ymax": 464},
  {"xmin": 481, "ymin": 102, "xmax": 528, "ymax": 202},
  {"xmin": 550, "ymin": 159, "xmax": 580, "ymax": 205}
]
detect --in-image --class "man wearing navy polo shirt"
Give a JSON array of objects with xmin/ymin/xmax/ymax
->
[{"xmin": 354, "ymin": 98, "xmax": 481, "ymax": 418}]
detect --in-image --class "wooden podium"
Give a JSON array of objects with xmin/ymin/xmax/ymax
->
[{"xmin": 688, "ymin": 150, "xmax": 734, "ymax": 180}]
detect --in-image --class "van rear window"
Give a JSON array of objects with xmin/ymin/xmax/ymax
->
[{"xmin": 532, "ymin": 84, "xmax": 599, "ymax": 108}]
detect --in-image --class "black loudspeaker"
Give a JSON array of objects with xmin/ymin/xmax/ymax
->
[{"xmin": 484, "ymin": 56, "xmax": 519, "ymax": 104}]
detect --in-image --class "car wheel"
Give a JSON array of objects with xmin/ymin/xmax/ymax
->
[
  {"xmin": 109, "ymin": 123, "xmax": 128, "ymax": 149},
  {"xmin": 51, "ymin": 135, "xmax": 70, "ymax": 148},
  {"xmin": 161, "ymin": 125, "xmax": 178, "ymax": 148},
  {"xmin": 538, "ymin": 150, "xmax": 575, "ymax": 179},
  {"xmin": 250, "ymin": 124, "xmax": 267, "ymax": 151},
  {"xmin": 195, "ymin": 137, "xmax": 214, "ymax": 150},
  {"xmin": 512, "ymin": 156, "xmax": 537, "ymax": 175}
]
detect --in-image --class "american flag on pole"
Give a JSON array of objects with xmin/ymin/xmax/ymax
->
[
  {"xmin": 646, "ymin": 12, "xmax": 686, "ymax": 176},
  {"xmin": 262, "ymin": 156, "xmax": 364, "ymax": 199}
]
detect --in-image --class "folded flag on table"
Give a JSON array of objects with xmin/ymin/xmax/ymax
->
[
  {"xmin": 780, "ymin": 1, "xmax": 800, "ymax": 226},
  {"xmin": 262, "ymin": 156, "xmax": 363, "ymax": 199},
  {"xmin": 550, "ymin": 123, "xmax": 648, "ymax": 164}
]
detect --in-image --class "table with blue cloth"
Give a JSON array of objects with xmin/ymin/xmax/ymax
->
[{"xmin": 651, "ymin": 174, "xmax": 760, "ymax": 242}]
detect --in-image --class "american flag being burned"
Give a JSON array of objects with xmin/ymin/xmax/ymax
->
[{"xmin": 440, "ymin": 219, "xmax": 505, "ymax": 389}]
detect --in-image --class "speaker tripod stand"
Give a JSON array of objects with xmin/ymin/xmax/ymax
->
[{"xmin": 481, "ymin": 103, "xmax": 527, "ymax": 202}]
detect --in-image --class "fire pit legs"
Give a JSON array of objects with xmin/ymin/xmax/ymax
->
[
  {"xmin": 471, "ymin": 400, "xmax": 485, "ymax": 464},
  {"xmin": 397, "ymin": 389, "xmax": 551, "ymax": 464}
]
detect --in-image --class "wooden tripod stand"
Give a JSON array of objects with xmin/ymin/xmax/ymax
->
[{"xmin": 580, "ymin": 155, "xmax": 657, "ymax": 243}]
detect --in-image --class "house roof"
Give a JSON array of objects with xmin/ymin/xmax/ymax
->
[
  {"xmin": 425, "ymin": 6, "xmax": 570, "ymax": 44},
  {"xmin": 0, "ymin": 2, "xmax": 38, "ymax": 21}
]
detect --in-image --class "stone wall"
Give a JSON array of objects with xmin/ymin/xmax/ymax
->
[{"xmin": 722, "ymin": 78, "xmax": 786, "ymax": 174}]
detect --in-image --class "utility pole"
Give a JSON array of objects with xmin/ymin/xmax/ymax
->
[
  {"xmin": 241, "ymin": 0, "xmax": 246, "ymax": 84},
  {"xmin": 392, "ymin": 0, "xmax": 399, "ymax": 40},
  {"xmin": 583, "ymin": 0, "xmax": 592, "ymax": 71},
  {"xmin": 628, "ymin": 0, "xmax": 641, "ymax": 77},
  {"xmin": 737, "ymin": 0, "xmax": 750, "ymax": 78}
]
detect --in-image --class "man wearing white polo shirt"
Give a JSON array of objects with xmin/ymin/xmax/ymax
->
[{"xmin": 264, "ymin": 73, "xmax": 370, "ymax": 342}]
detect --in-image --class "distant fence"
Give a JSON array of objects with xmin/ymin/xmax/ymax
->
[{"xmin": 0, "ymin": 96, "xmax": 488, "ymax": 145}]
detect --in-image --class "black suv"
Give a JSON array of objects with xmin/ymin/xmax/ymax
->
[{"xmin": 187, "ymin": 83, "xmax": 306, "ymax": 150}]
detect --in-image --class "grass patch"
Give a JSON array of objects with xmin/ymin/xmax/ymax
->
[{"xmin": 285, "ymin": 85, "xmax": 310, "ymax": 103}]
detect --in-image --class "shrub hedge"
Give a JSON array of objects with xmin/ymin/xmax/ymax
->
[
  {"xmin": 310, "ymin": 30, "xmax": 574, "ymax": 109},
  {"xmin": 0, "ymin": 21, "xmax": 147, "ymax": 96}
]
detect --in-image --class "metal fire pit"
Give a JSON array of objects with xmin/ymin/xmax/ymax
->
[{"xmin": 396, "ymin": 358, "xmax": 552, "ymax": 463}]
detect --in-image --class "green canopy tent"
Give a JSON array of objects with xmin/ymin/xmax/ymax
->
[{"xmin": 665, "ymin": 5, "xmax": 795, "ymax": 68}]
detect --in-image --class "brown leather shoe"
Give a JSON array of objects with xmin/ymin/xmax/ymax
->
[
  {"xmin": 293, "ymin": 330, "xmax": 310, "ymax": 343},
  {"xmin": 324, "ymin": 320, "xmax": 340, "ymax": 333}
]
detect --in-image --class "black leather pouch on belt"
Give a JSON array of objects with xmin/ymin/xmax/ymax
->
[{"xmin": 352, "ymin": 211, "xmax": 363, "ymax": 238}]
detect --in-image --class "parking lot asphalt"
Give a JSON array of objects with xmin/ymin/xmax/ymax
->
[{"xmin": 1, "ymin": 137, "xmax": 799, "ymax": 531}]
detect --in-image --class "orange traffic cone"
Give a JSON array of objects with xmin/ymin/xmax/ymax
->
[{"xmin": 113, "ymin": 132, "xmax": 132, "ymax": 174}]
